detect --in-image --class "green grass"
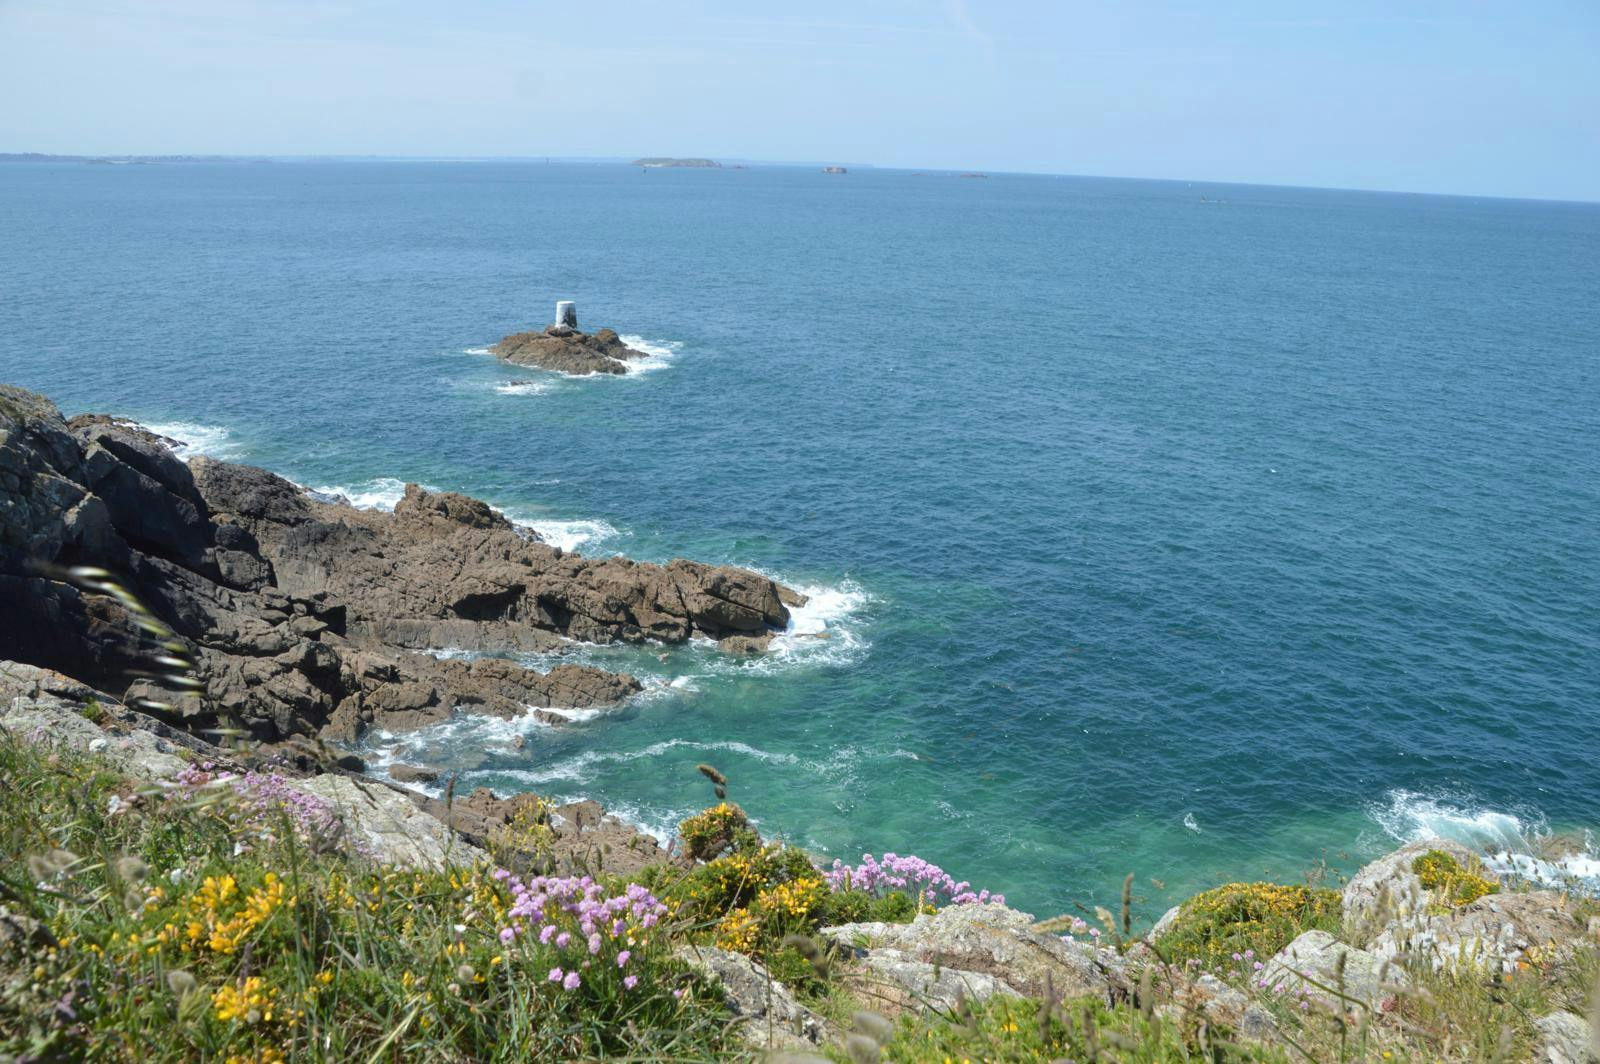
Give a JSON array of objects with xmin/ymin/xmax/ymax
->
[{"xmin": 0, "ymin": 737, "xmax": 736, "ymax": 1062}]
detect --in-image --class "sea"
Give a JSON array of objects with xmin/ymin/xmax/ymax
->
[{"xmin": 3, "ymin": 160, "xmax": 1598, "ymax": 917}]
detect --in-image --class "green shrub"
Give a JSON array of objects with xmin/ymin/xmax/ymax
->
[
  {"xmin": 815, "ymin": 887, "xmax": 917, "ymax": 927},
  {"xmin": 676, "ymin": 802, "xmax": 749, "ymax": 861},
  {"xmin": 1412, "ymin": 849, "xmax": 1498, "ymax": 907},
  {"xmin": 1153, "ymin": 881, "xmax": 1340, "ymax": 967}
]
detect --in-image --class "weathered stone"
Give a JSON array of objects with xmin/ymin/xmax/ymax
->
[
  {"xmin": 1535, "ymin": 1011, "xmax": 1599, "ymax": 1064},
  {"xmin": 295, "ymin": 774, "xmax": 488, "ymax": 870},
  {"xmin": 674, "ymin": 945, "xmax": 829, "ymax": 1050},
  {"xmin": 1342, "ymin": 839, "xmax": 1488, "ymax": 943},
  {"xmin": 1262, "ymin": 930, "xmax": 1407, "ymax": 1008},
  {"xmin": 1370, "ymin": 890, "xmax": 1585, "ymax": 974},
  {"xmin": 388, "ymin": 763, "xmax": 442, "ymax": 785},
  {"xmin": 1159, "ymin": 972, "xmax": 1278, "ymax": 1043},
  {"xmin": 822, "ymin": 903, "xmax": 1126, "ymax": 1008}
]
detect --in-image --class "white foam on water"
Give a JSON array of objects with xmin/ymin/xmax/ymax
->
[
  {"xmin": 307, "ymin": 477, "xmax": 414, "ymax": 511},
  {"xmin": 463, "ymin": 346, "xmax": 491, "ymax": 355},
  {"xmin": 755, "ymin": 578, "xmax": 873, "ymax": 672},
  {"xmin": 616, "ymin": 336, "xmax": 683, "ymax": 376},
  {"xmin": 494, "ymin": 379, "xmax": 557, "ymax": 396},
  {"xmin": 484, "ymin": 737, "xmax": 801, "ymax": 788},
  {"xmin": 512, "ymin": 517, "xmax": 620, "ymax": 553},
  {"xmin": 538, "ymin": 705, "xmax": 607, "ymax": 723},
  {"xmin": 1368, "ymin": 789, "xmax": 1600, "ymax": 894},
  {"xmin": 141, "ymin": 421, "xmax": 238, "ymax": 460},
  {"xmin": 1183, "ymin": 813, "xmax": 1202, "ymax": 833}
]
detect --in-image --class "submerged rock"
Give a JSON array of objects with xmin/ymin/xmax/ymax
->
[{"xmin": 491, "ymin": 326, "xmax": 647, "ymax": 376}]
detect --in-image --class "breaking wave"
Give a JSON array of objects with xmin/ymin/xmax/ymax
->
[
  {"xmin": 511, "ymin": 517, "xmax": 621, "ymax": 553},
  {"xmin": 307, "ymin": 477, "xmax": 416, "ymax": 511},
  {"xmin": 1368, "ymin": 789, "xmax": 1600, "ymax": 893},
  {"xmin": 141, "ymin": 421, "xmax": 238, "ymax": 460},
  {"xmin": 616, "ymin": 336, "xmax": 682, "ymax": 375}
]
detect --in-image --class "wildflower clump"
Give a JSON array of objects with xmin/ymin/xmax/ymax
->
[
  {"xmin": 1412, "ymin": 849, "xmax": 1499, "ymax": 907},
  {"xmin": 1154, "ymin": 881, "xmax": 1340, "ymax": 968},
  {"xmin": 493, "ymin": 868, "xmax": 667, "ymax": 999},
  {"xmin": 677, "ymin": 802, "xmax": 749, "ymax": 861},
  {"xmin": 167, "ymin": 763, "xmax": 346, "ymax": 855},
  {"xmin": 823, "ymin": 852, "xmax": 1005, "ymax": 910}
]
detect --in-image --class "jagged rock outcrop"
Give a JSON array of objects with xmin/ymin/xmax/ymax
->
[
  {"xmin": 1261, "ymin": 929, "xmax": 1406, "ymax": 1008},
  {"xmin": 0, "ymin": 384, "xmax": 796, "ymax": 744},
  {"xmin": 1370, "ymin": 889, "xmax": 1585, "ymax": 974},
  {"xmin": 1341, "ymin": 838, "xmax": 1486, "ymax": 940},
  {"xmin": 674, "ymin": 945, "xmax": 831, "ymax": 1050},
  {"xmin": 491, "ymin": 326, "xmax": 647, "ymax": 376},
  {"xmin": 821, "ymin": 903, "xmax": 1127, "ymax": 1015}
]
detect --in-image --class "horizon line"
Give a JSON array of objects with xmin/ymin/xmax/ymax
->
[{"xmin": 3, "ymin": 151, "xmax": 1594, "ymax": 207}]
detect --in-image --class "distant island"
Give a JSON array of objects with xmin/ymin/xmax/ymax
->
[
  {"xmin": 632, "ymin": 157, "xmax": 721, "ymax": 168},
  {"xmin": 0, "ymin": 152, "xmax": 263, "ymax": 165}
]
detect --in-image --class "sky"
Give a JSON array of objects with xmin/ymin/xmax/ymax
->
[{"xmin": 2, "ymin": 0, "xmax": 1597, "ymax": 201}]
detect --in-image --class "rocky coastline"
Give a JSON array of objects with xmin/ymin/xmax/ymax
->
[
  {"xmin": 5, "ymin": 384, "xmax": 1600, "ymax": 1060},
  {"xmin": 491, "ymin": 324, "xmax": 652, "ymax": 376},
  {"xmin": 1, "ymin": 381, "xmax": 796, "ymax": 776}
]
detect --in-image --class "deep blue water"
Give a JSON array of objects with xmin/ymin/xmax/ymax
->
[{"xmin": 4, "ymin": 161, "xmax": 1598, "ymax": 916}]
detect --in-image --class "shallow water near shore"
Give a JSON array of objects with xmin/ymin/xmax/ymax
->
[{"xmin": 4, "ymin": 161, "xmax": 1599, "ymax": 916}]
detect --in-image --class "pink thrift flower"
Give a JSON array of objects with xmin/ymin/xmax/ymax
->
[
  {"xmin": 616, "ymin": 950, "xmax": 631, "ymax": 967},
  {"xmin": 499, "ymin": 927, "xmax": 516, "ymax": 945},
  {"xmin": 547, "ymin": 967, "xmax": 563, "ymax": 983},
  {"xmin": 623, "ymin": 974, "xmax": 639, "ymax": 990},
  {"xmin": 587, "ymin": 933, "xmax": 602, "ymax": 955},
  {"xmin": 539, "ymin": 924, "xmax": 558, "ymax": 945},
  {"xmin": 555, "ymin": 932, "xmax": 571, "ymax": 949},
  {"xmin": 562, "ymin": 971, "xmax": 581, "ymax": 991}
]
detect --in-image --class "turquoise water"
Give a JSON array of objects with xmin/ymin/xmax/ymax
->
[{"xmin": 4, "ymin": 162, "xmax": 1599, "ymax": 917}]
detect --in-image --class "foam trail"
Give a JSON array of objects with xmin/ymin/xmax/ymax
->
[
  {"xmin": 617, "ymin": 336, "xmax": 682, "ymax": 375},
  {"xmin": 141, "ymin": 421, "xmax": 237, "ymax": 460},
  {"xmin": 1368, "ymin": 789, "xmax": 1600, "ymax": 893},
  {"xmin": 307, "ymin": 477, "xmax": 414, "ymax": 511},
  {"xmin": 512, "ymin": 517, "xmax": 619, "ymax": 552},
  {"xmin": 1183, "ymin": 813, "xmax": 1201, "ymax": 833},
  {"xmin": 463, "ymin": 346, "xmax": 491, "ymax": 355}
]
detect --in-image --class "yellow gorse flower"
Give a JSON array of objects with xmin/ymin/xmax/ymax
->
[
  {"xmin": 714, "ymin": 908, "xmax": 761, "ymax": 953},
  {"xmin": 213, "ymin": 976, "xmax": 277, "ymax": 1024},
  {"xmin": 756, "ymin": 876, "xmax": 825, "ymax": 919}
]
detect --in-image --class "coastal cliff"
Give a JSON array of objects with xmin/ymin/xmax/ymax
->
[{"xmin": 0, "ymin": 384, "xmax": 799, "ymax": 749}]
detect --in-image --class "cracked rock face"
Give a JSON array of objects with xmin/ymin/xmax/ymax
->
[
  {"xmin": 821, "ymin": 903, "xmax": 1127, "ymax": 1014},
  {"xmin": 1, "ymin": 384, "xmax": 796, "ymax": 744},
  {"xmin": 491, "ymin": 326, "xmax": 647, "ymax": 376},
  {"xmin": 674, "ymin": 945, "xmax": 830, "ymax": 1050}
]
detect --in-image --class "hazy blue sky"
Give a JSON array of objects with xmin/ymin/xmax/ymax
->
[{"xmin": 2, "ymin": 1, "xmax": 1596, "ymax": 200}]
